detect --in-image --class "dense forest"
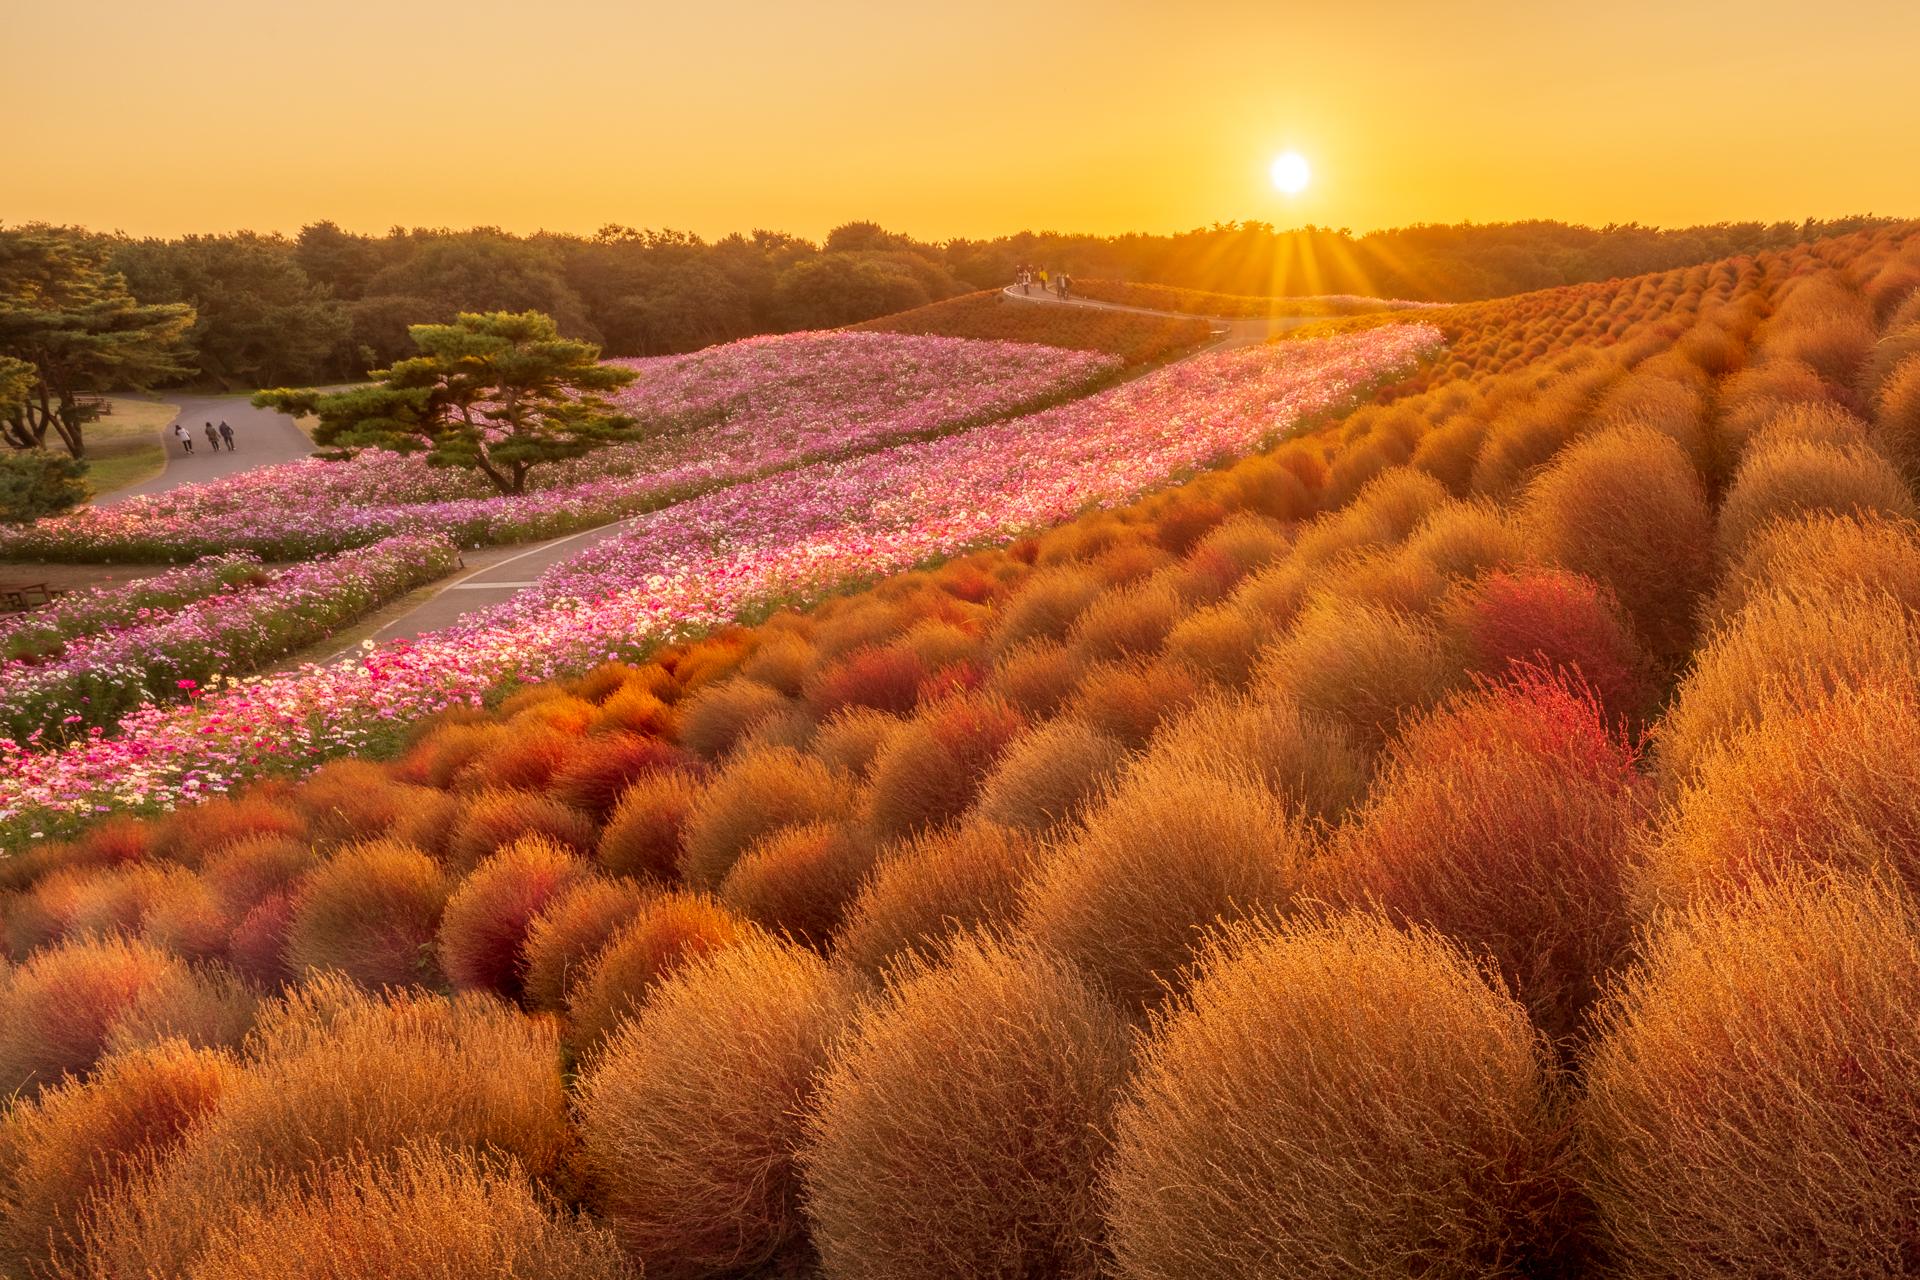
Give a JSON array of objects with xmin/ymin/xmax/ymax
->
[{"xmin": 29, "ymin": 215, "xmax": 1904, "ymax": 388}]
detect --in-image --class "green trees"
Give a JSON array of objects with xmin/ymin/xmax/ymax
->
[
  {"xmin": 257, "ymin": 311, "xmax": 640, "ymax": 496},
  {"xmin": 0, "ymin": 226, "xmax": 195, "ymax": 457},
  {"xmin": 0, "ymin": 452, "xmax": 90, "ymax": 523}
]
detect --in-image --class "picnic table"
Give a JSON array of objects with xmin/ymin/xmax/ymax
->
[{"xmin": 0, "ymin": 582, "xmax": 69, "ymax": 614}]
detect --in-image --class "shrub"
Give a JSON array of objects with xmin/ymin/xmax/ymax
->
[
  {"xmin": 437, "ymin": 837, "xmax": 589, "ymax": 999},
  {"xmin": 183, "ymin": 1146, "xmax": 635, "ymax": 1280},
  {"xmin": 282, "ymin": 840, "xmax": 449, "ymax": 989},
  {"xmin": 739, "ymin": 632, "xmax": 816, "ymax": 696},
  {"xmin": 78, "ymin": 978, "xmax": 573, "ymax": 1278},
  {"xmin": 549, "ymin": 732, "xmax": 687, "ymax": 819},
  {"xmin": 595, "ymin": 682, "xmax": 677, "ymax": 736},
  {"xmin": 680, "ymin": 747, "xmax": 859, "ymax": 887},
  {"xmin": 1749, "ymin": 400, "xmax": 1870, "ymax": 450},
  {"xmin": 1160, "ymin": 603, "xmax": 1262, "ymax": 687},
  {"xmin": 1637, "ymin": 679, "xmax": 1920, "ymax": 909},
  {"xmin": 718, "ymin": 821, "xmax": 881, "ymax": 949},
  {"xmin": 200, "ymin": 834, "xmax": 319, "ymax": 924},
  {"xmin": 1578, "ymin": 873, "xmax": 1920, "ymax": 1278},
  {"xmin": 865, "ymin": 693, "xmax": 1025, "ymax": 840},
  {"xmin": 986, "ymin": 566, "xmax": 1104, "ymax": 656},
  {"xmin": 1129, "ymin": 692, "xmax": 1370, "ymax": 827},
  {"xmin": 295, "ymin": 759, "xmax": 418, "ymax": 847},
  {"xmin": 805, "ymin": 644, "xmax": 931, "ymax": 718},
  {"xmin": 1063, "ymin": 578, "xmax": 1183, "ymax": 667},
  {"xmin": 1702, "ymin": 511, "xmax": 1920, "ymax": 634},
  {"xmin": 810, "ymin": 707, "xmax": 903, "ymax": 778},
  {"xmin": 577, "ymin": 937, "xmax": 856, "ymax": 1278},
  {"xmin": 595, "ymin": 769, "xmax": 702, "ymax": 883},
  {"xmin": 1870, "ymin": 352, "xmax": 1920, "ymax": 486},
  {"xmin": 520, "ymin": 878, "xmax": 651, "ymax": 1013},
  {"xmin": 984, "ymin": 638, "xmax": 1079, "ymax": 718},
  {"xmin": 801, "ymin": 935, "xmax": 1130, "ymax": 1278},
  {"xmin": 1859, "ymin": 323, "xmax": 1920, "ymax": 399},
  {"xmin": 134, "ymin": 866, "xmax": 230, "ymax": 963},
  {"xmin": 1521, "ymin": 424, "xmax": 1714, "ymax": 662},
  {"xmin": 228, "ymin": 893, "xmax": 297, "ymax": 989},
  {"xmin": 1397, "ymin": 498, "xmax": 1526, "ymax": 582},
  {"xmin": 676, "ymin": 678, "xmax": 792, "ymax": 760},
  {"xmin": 445, "ymin": 788, "xmax": 596, "ymax": 873},
  {"xmin": 566, "ymin": 892, "xmax": 752, "ymax": 1057},
  {"xmin": 1103, "ymin": 915, "xmax": 1567, "ymax": 1279},
  {"xmin": 1310, "ymin": 674, "xmax": 1648, "ymax": 1042},
  {"xmin": 1716, "ymin": 437, "xmax": 1916, "ymax": 562},
  {"xmin": 148, "ymin": 794, "xmax": 306, "ymax": 868},
  {"xmin": 1061, "ymin": 658, "xmax": 1203, "ymax": 751},
  {"xmin": 0, "ymin": 1040, "xmax": 239, "ymax": 1279},
  {"xmin": 1020, "ymin": 762, "xmax": 1307, "ymax": 1011},
  {"xmin": 1439, "ymin": 568, "xmax": 1655, "ymax": 723},
  {"xmin": 0, "ymin": 450, "xmax": 88, "ymax": 523},
  {"xmin": 102, "ymin": 961, "xmax": 258, "ymax": 1055},
  {"xmin": 460, "ymin": 725, "xmax": 578, "ymax": 793},
  {"xmin": 1257, "ymin": 599, "xmax": 1459, "ymax": 756},
  {"xmin": 972, "ymin": 719, "xmax": 1129, "ymax": 834},
  {"xmin": 836, "ymin": 823, "xmax": 1040, "ymax": 975},
  {"xmin": 0, "ymin": 936, "xmax": 200, "ymax": 1098},
  {"xmin": 1657, "ymin": 586, "xmax": 1920, "ymax": 783}
]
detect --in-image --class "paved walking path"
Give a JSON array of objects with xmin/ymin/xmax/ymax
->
[
  {"xmin": 1000, "ymin": 284, "xmax": 1324, "ymax": 349},
  {"xmin": 105, "ymin": 392, "xmax": 314, "ymax": 504}
]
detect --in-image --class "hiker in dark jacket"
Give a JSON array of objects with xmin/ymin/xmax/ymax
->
[
  {"xmin": 218, "ymin": 421, "xmax": 235, "ymax": 451},
  {"xmin": 204, "ymin": 422, "xmax": 220, "ymax": 452}
]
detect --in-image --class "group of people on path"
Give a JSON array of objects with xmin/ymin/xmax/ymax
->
[
  {"xmin": 171, "ymin": 420, "xmax": 236, "ymax": 456},
  {"xmin": 1015, "ymin": 263, "xmax": 1072, "ymax": 300}
]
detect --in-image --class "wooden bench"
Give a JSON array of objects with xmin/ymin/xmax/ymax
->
[{"xmin": 0, "ymin": 582, "xmax": 69, "ymax": 614}]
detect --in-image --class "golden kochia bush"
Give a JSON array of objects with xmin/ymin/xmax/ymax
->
[
  {"xmin": 679, "ymin": 747, "xmax": 858, "ymax": 887},
  {"xmin": 1061, "ymin": 658, "xmax": 1203, "ymax": 751},
  {"xmin": 1656, "ymin": 586, "xmax": 1920, "ymax": 784},
  {"xmin": 0, "ymin": 1041, "xmax": 239, "ymax": 1279},
  {"xmin": 1159, "ymin": 602, "xmax": 1263, "ymax": 687},
  {"xmin": 1714, "ymin": 437, "xmax": 1916, "ymax": 563},
  {"xmin": 835, "ymin": 823, "xmax": 1040, "ymax": 976},
  {"xmin": 520, "ymin": 878, "xmax": 653, "ymax": 1013},
  {"xmin": 1063, "ymin": 577, "xmax": 1184, "ymax": 668},
  {"xmin": 809, "ymin": 707, "xmax": 904, "ymax": 779},
  {"xmin": 800, "ymin": 935, "xmax": 1130, "ymax": 1279},
  {"xmin": 565, "ymin": 892, "xmax": 752, "ymax": 1058},
  {"xmin": 1520, "ymin": 424, "xmax": 1714, "ymax": 663},
  {"xmin": 1636, "ymin": 679, "xmax": 1920, "ymax": 910},
  {"xmin": 282, "ymin": 840, "xmax": 449, "ymax": 990},
  {"xmin": 146, "ymin": 793, "xmax": 306, "ymax": 868},
  {"xmin": 985, "ymin": 565, "xmax": 1105, "ymax": 657},
  {"xmin": 1578, "ymin": 874, "xmax": 1920, "ymax": 1279},
  {"xmin": 77, "ymin": 977, "xmax": 573, "ymax": 1279},
  {"xmin": 437, "ymin": 837, "xmax": 590, "ymax": 999},
  {"xmin": 717, "ymin": 821, "xmax": 881, "ymax": 949},
  {"xmin": 865, "ymin": 693, "xmax": 1025, "ymax": 840},
  {"xmin": 1130, "ymin": 692, "xmax": 1369, "ymax": 828},
  {"xmin": 675, "ymin": 678, "xmax": 792, "ymax": 760},
  {"xmin": 594, "ymin": 768, "xmax": 702, "ymax": 883},
  {"xmin": 1311, "ymin": 673, "xmax": 1649, "ymax": 1042},
  {"xmin": 0, "ymin": 936, "xmax": 208, "ymax": 1099},
  {"xmin": 972, "ymin": 718, "xmax": 1129, "ymax": 834},
  {"xmin": 1257, "ymin": 598, "xmax": 1460, "ymax": 757},
  {"xmin": 1102, "ymin": 916, "xmax": 1569, "ymax": 1280},
  {"xmin": 1871, "ymin": 351, "xmax": 1920, "ymax": 487},
  {"xmin": 293, "ymin": 758, "xmax": 432, "ymax": 848},
  {"xmin": 577, "ymin": 938, "xmax": 856, "ymax": 1280},
  {"xmin": 182, "ymin": 1146, "xmax": 636, "ymax": 1280},
  {"xmin": 445, "ymin": 788, "xmax": 596, "ymax": 873},
  {"xmin": 1700, "ymin": 511, "xmax": 1920, "ymax": 635},
  {"xmin": 1019, "ymin": 763, "xmax": 1308, "ymax": 1011}
]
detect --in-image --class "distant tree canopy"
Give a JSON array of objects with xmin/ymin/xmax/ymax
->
[
  {"xmin": 256, "ymin": 310, "xmax": 641, "ymax": 496},
  {"xmin": 0, "ymin": 226, "xmax": 195, "ymax": 457},
  {"xmin": 16, "ymin": 213, "xmax": 1904, "ymax": 393}
]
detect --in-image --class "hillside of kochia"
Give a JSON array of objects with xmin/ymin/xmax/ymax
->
[
  {"xmin": 0, "ymin": 323, "xmax": 1438, "ymax": 834},
  {"xmin": 4, "ymin": 221, "xmax": 1920, "ymax": 1277}
]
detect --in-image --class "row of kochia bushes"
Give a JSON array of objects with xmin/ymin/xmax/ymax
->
[{"xmin": 1, "ymin": 223, "xmax": 1919, "ymax": 1278}]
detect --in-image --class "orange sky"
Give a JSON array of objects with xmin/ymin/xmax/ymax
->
[{"xmin": 10, "ymin": 0, "xmax": 1920, "ymax": 242}]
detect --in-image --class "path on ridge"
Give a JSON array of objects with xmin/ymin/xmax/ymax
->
[
  {"xmin": 998, "ymin": 283, "xmax": 1325, "ymax": 348},
  {"xmin": 104, "ymin": 392, "xmax": 315, "ymax": 504}
]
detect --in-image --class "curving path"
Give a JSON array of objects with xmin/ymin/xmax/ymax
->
[
  {"xmin": 999, "ymin": 283, "xmax": 1326, "ymax": 348},
  {"xmin": 105, "ymin": 392, "xmax": 314, "ymax": 504}
]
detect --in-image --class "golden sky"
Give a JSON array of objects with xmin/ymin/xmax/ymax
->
[{"xmin": 10, "ymin": 0, "xmax": 1920, "ymax": 241}]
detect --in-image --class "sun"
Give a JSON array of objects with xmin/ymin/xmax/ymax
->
[{"xmin": 1270, "ymin": 151, "xmax": 1311, "ymax": 195}]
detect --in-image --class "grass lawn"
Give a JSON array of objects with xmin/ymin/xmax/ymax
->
[{"xmin": 81, "ymin": 398, "xmax": 178, "ymax": 497}]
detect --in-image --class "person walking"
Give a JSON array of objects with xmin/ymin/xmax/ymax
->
[
  {"xmin": 203, "ymin": 422, "xmax": 220, "ymax": 453},
  {"xmin": 173, "ymin": 422, "xmax": 194, "ymax": 456},
  {"xmin": 1057, "ymin": 273, "xmax": 1072, "ymax": 301},
  {"xmin": 1038, "ymin": 266, "xmax": 1050, "ymax": 293},
  {"xmin": 218, "ymin": 421, "xmax": 235, "ymax": 451}
]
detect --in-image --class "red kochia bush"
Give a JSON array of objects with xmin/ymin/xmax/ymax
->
[
  {"xmin": 1521, "ymin": 424, "xmax": 1714, "ymax": 663},
  {"xmin": 1440, "ymin": 568, "xmax": 1655, "ymax": 723},
  {"xmin": 446, "ymin": 789, "xmax": 596, "ymax": 873},
  {"xmin": 801, "ymin": 935, "xmax": 1131, "ymax": 1279},
  {"xmin": 595, "ymin": 769, "xmax": 702, "ymax": 883},
  {"xmin": 865, "ymin": 693, "xmax": 1025, "ymax": 840},
  {"xmin": 577, "ymin": 938, "xmax": 856, "ymax": 1279},
  {"xmin": 806, "ymin": 644, "xmax": 931, "ymax": 718},
  {"xmin": 1578, "ymin": 873, "xmax": 1920, "ymax": 1278},
  {"xmin": 549, "ymin": 733, "xmax": 687, "ymax": 819},
  {"xmin": 148, "ymin": 794, "xmax": 306, "ymax": 867},
  {"xmin": 1103, "ymin": 915, "xmax": 1568, "ymax": 1279},
  {"xmin": 1311, "ymin": 673, "xmax": 1648, "ymax": 1042},
  {"xmin": 437, "ymin": 837, "xmax": 591, "ymax": 999},
  {"xmin": 0, "ymin": 936, "xmax": 201, "ymax": 1098},
  {"xmin": 283, "ymin": 840, "xmax": 450, "ymax": 990},
  {"xmin": 520, "ymin": 878, "xmax": 653, "ymax": 1013},
  {"xmin": 717, "ymin": 821, "xmax": 880, "ymax": 950}
]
